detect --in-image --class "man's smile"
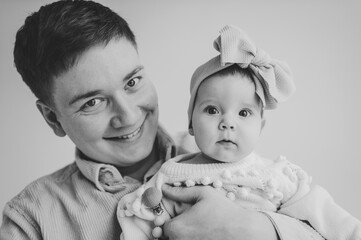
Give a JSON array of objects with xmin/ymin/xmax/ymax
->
[
  {"xmin": 113, "ymin": 127, "xmax": 141, "ymax": 140},
  {"xmin": 103, "ymin": 115, "xmax": 147, "ymax": 142}
]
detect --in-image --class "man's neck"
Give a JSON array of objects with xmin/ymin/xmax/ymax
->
[{"xmin": 117, "ymin": 144, "xmax": 159, "ymax": 182}]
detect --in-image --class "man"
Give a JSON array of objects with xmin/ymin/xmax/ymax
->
[{"xmin": 0, "ymin": 1, "xmax": 323, "ymax": 239}]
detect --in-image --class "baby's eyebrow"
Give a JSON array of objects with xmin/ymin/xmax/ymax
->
[
  {"xmin": 241, "ymin": 103, "xmax": 261, "ymax": 111},
  {"xmin": 243, "ymin": 102, "xmax": 258, "ymax": 108},
  {"xmin": 198, "ymin": 99, "xmax": 216, "ymax": 105}
]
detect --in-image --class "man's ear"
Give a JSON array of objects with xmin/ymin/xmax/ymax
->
[
  {"xmin": 261, "ymin": 118, "xmax": 266, "ymax": 132},
  {"xmin": 188, "ymin": 127, "xmax": 194, "ymax": 136},
  {"xmin": 36, "ymin": 100, "xmax": 66, "ymax": 137}
]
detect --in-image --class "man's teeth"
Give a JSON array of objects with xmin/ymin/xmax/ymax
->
[{"xmin": 119, "ymin": 128, "xmax": 141, "ymax": 139}]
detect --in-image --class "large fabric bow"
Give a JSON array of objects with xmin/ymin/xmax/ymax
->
[{"xmin": 188, "ymin": 25, "xmax": 296, "ymax": 128}]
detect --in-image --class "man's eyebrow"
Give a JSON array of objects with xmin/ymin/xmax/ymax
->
[
  {"xmin": 68, "ymin": 65, "xmax": 145, "ymax": 106},
  {"xmin": 68, "ymin": 90, "xmax": 102, "ymax": 106},
  {"xmin": 123, "ymin": 65, "xmax": 144, "ymax": 81}
]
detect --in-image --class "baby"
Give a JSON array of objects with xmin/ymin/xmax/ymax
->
[{"xmin": 117, "ymin": 25, "xmax": 361, "ymax": 240}]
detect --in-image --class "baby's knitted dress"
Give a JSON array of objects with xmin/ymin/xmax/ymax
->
[{"xmin": 117, "ymin": 152, "xmax": 311, "ymax": 240}]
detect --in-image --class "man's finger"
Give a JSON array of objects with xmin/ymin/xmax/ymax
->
[{"xmin": 161, "ymin": 184, "xmax": 203, "ymax": 204}]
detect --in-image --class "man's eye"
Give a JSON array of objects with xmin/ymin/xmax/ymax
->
[
  {"xmin": 205, "ymin": 106, "xmax": 219, "ymax": 115},
  {"xmin": 82, "ymin": 98, "xmax": 103, "ymax": 111},
  {"xmin": 126, "ymin": 77, "xmax": 140, "ymax": 88},
  {"xmin": 239, "ymin": 110, "xmax": 250, "ymax": 117}
]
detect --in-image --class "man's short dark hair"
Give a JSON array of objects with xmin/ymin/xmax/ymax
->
[{"xmin": 14, "ymin": 0, "xmax": 136, "ymax": 106}]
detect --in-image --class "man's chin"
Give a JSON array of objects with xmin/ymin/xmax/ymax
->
[{"xmin": 116, "ymin": 138, "xmax": 155, "ymax": 164}]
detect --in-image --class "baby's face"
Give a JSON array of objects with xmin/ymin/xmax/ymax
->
[{"xmin": 191, "ymin": 73, "xmax": 264, "ymax": 162}]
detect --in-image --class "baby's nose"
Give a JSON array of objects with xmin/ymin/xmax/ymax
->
[{"xmin": 219, "ymin": 121, "xmax": 235, "ymax": 130}]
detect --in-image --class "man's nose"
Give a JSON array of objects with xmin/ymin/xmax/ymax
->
[{"xmin": 110, "ymin": 95, "xmax": 139, "ymax": 128}]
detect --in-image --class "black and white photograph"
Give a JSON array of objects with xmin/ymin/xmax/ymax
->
[{"xmin": 1, "ymin": 0, "xmax": 360, "ymax": 239}]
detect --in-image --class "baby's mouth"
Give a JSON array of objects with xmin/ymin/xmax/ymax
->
[{"xmin": 217, "ymin": 139, "xmax": 237, "ymax": 146}]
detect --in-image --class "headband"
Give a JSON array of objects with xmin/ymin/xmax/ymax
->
[{"xmin": 187, "ymin": 25, "xmax": 296, "ymax": 129}]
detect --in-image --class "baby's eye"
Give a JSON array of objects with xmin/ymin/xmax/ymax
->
[
  {"xmin": 205, "ymin": 106, "xmax": 219, "ymax": 115},
  {"xmin": 239, "ymin": 109, "xmax": 250, "ymax": 117}
]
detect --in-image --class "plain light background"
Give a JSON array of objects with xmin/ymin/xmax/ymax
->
[{"xmin": 1, "ymin": 0, "xmax": 360, "ymax": 226}]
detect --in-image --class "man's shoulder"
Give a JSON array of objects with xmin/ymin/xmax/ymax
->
[
  {"xmin": 172, "ymin": 131, "xmax": 199, "ymax": 155},
  {"xmin": 6, "ymin": 162, "xmax": 79, "ymax": 211}
]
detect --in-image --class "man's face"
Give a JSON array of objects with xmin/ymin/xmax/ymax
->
[
  {"xmin": 50, "ymin": 38, "xmax": 159, "ymax": 166},
  {"xmin": 191, "ymin": 73, "xmax": 264, "ymax": 162}
]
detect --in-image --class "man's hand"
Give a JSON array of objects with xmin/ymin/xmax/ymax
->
[{"xmin": 161, "ymin": 185, "xmax": 278, "ymax": 240}]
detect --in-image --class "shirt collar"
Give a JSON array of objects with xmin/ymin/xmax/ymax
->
[{"xmin": 75, "ymin": 125, "xmax": 177, "ymax": 192}]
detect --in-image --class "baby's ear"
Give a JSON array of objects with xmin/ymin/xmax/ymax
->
[{"xmin": 36, "ymin": 100, "xmax": 66, "ymax": 137}]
